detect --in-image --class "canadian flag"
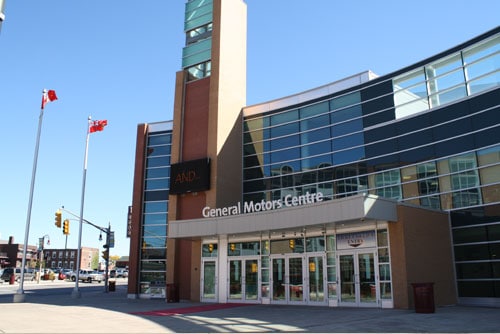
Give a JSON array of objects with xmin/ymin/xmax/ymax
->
[
  {"xmin": 41, "ymin": 89, "xmax": 58, "ymax": 109},
  {"xmin": 89, "ymin": 120, "xmax": 108, "ymax": 133}
]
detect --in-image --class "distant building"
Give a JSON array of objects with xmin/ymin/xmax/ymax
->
[
  {"xmin": 115, "ymin": 256, "xmax": 129, "ymax": 269},
  {"xmin": 0, "ymin": 236, "xmax": 99, "ymax": 271},
  {"xmin": 43, "ymin": 247, "xmax": 98, "ymax": 270},
  {"xmin": 0, "ymin": 236, "xmax": 37, "ymax": 268}
]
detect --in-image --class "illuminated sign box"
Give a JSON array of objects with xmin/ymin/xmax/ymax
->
[{"xmin": 169, "ymin": 158, "xmax": 210, "ymax": 194}]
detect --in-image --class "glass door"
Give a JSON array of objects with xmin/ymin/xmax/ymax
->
[
  {"xmin": 272, "ymin": 257, "xmax": 286, "ymax": 302},
  {"xmin": 245, "ymin": 259, "xmax": 259, "ymax": 300},
  {"xmin": 307, "ymin": 255, "xmax": 326, "ymax": 304},
  {"xmin": 229, "ymin": 260, "xmax": 242, "ymax": 299},
  {"xmin": 201, "ymin": 259, "xmax": 217, "ymax": 302},
  {"xmin": 288, "ymin": 257, "xmax": 304, "ymax": 303},
  {"xmin": 271, "ymin": 255, "xmax": 305, "ymax": 304},
  {"xmin": 228, "ymin": 258, "xmax": 259, "ymax": 302},
  {"xmin": 338, "ymin": 250, "xmax": 377, "ymax": 307},
  {"xmin": 358, "ymin": 252, "xmax": 376, "ymax": 305}
]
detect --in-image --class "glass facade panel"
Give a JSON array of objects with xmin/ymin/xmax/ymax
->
[
  {"xmin": 239, "ymin": 30, "xmax": 500, "ymax": 303},
  {"xmin": 139, "ymin": 124, "xmax": 171, "ymax": 296}
]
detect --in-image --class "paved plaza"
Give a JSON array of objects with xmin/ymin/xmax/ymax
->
[{"xmin": 0, "ymin": 281, "xmax": 499, "ymax": 333}]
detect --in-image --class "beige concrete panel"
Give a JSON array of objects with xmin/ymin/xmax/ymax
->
[{"xmin": 397, "ymin": 205, "xmax": 457, "ymax": 308}]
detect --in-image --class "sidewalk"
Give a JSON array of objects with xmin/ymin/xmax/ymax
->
[{"xmin": 0, "ymin": 283, "xmax": 499, "ymax": 333}]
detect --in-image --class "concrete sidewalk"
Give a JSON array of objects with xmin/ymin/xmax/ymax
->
[{"xmin": 0, "ymin": 283, "xmax": 499, "ymax": 333}]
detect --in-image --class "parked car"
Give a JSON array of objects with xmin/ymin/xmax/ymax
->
[
  {"xmin": 70, "ymin": 269, "xmax": 104, "ymax": 283},
  {"xmin": 110, "ymin": 268, "xmax": 128, "ymax": 278},
  {"xmin": 1, "ymin": 267, "xmax": 35, "ymax": 282}
]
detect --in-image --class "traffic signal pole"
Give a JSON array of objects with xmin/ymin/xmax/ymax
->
[{"xmin": 60, "ymin": 206, "xmax": 112, "ymax": 293}]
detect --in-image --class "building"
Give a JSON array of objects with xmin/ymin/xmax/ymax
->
[
  {"xmin": 128, "ymin": 0, "xmax": 500, "ymax": 308},
  {"xmin": 0, "ymin": 236, "xmax": 100, "ymax": 272},
  {"xmin": 42, "ymin": 247, "xmax": 99, "ymax": 271},
  {"xmin": 0, "ymin": 236, "xmax": 38, "ymax": 269}
]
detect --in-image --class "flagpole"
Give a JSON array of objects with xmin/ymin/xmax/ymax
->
[
  {"xmin": 13, "ymin": 90, "xmax": 47, "ymax": 303},
  {"xmin": 71, "ymin": 116, "xmax": 92, "ymax": 298}
]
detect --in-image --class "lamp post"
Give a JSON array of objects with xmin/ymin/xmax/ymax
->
[{"xmin": 37, "ymin": 235, "xmax": 50, "ymax": 284}]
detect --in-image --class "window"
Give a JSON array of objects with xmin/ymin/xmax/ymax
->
[
  {"xmin": 417, "ymin": 162, "xmax": 441, "ymax": 209},
  {"xmin": 186, "ymin": 23, "xmax": 213, "ymax": 45},
  {"xmin": 449, "ymin": 154, "xmax": 482, "ymax": 208},
  {"xmin": 186, "ymin": 60, "xmax": 211, "ymax": 81}
]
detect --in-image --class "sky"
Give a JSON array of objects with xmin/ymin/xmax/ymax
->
[{"xmin": 0, "ymin": 1, "xmax": 498, "ymax": 259}]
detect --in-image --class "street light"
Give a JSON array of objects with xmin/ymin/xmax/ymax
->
[{"xmin": 37, "ymin": 235, "xmax": 50, "ymax": 284}]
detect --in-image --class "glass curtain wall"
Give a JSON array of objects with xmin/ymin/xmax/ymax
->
[
  {"xmin": 242, "ymin": 30, "xmax": 500, "ymax": 302},
  {"xmin": 139, "ymin": 122, "xmax": 172, "ymax": 295},
  {"xmin": 243, "ymin": 31, "xmax": 500, "ymax": 212}
]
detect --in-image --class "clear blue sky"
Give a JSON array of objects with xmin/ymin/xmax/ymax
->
[{"xmin": 1, "ymin": 1, "xmax": 498, "ymax": 258}]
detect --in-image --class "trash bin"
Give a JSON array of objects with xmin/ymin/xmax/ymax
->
[
  {"xmin": 109, "ymin": 280, "xmax": 116, "ymax": 292},
  {"xmin": 411, "ymin": 283, "xmax": 435, "ymax": 313},
  {"xmin": 166, "ymin": 283, "xmax": 179, "ymax": 303}
]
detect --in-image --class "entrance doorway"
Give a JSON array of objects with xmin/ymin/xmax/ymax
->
[
  {"xmin": 228, "ymin": 258, "xmax": 259, "ymax": 302},
  {"xmin": 338, "ymin": 250, "xmax": 378, "ymax": 307},
  {"xmin": 201, "ymin": 259, "xmax": 218, "ymax": 302},
  {"xmin": 270, "ymin": 254, "xmax": 326, "ymax": 305}
]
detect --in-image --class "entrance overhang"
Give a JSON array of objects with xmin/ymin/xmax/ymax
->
[{"xmin": 168, "ymin": 194, "xmax": 398, "ymax": 239}]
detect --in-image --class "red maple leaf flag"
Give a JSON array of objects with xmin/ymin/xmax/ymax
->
[
  {"xmin": 89, "ymin": 120, "xmax": 108, "ymax": 133},
  {"xmin": 41, "ymin": 89, "xmax": 58, "ymax": 109}
]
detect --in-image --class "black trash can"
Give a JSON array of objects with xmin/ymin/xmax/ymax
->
[
  {"xmin": 411, "ymin": 283, "xmax": 435, "ymax": 313},
  {"xmin": 166, "ymin": 283, "xmax": 179, "ymax": 303},
  {"xmin": 109, "ymin": 280, "xmax": 116, "ymax": 292}
]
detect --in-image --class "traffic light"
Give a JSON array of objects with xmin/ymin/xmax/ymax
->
[
  {"xmin": 208, "ymin": 243, "xmax": 214, "ymax": 253},
  {"xmin": 54, "ymin": 210, "xmax": 62, "ymax": 228},
  {"xmin": 289, "ymin": 239, "xmax": 295, "ymax": 249},
  {"xmin": 62, "ymin": 219, "xmax": 70, "ymax": 235},
  {"xmin": 101, "ymin": 250, "xmax": 109, "ymax": 260}
]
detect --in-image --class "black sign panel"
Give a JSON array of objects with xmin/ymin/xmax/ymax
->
[{"xmin": 169, "ymin": 158, "xmax": 210, "ymax": 194}]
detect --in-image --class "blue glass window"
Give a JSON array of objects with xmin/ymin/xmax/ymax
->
[
  {"xmin": 270, "ymin": 110, "xmax": 298, "ymax": 125},
  {"xmin": 301, "ymin": 127, "xmax": 331, "ymax": 144},
  {"xmin": 143, "ymin": 225, "xmax": 167, "ymax": 239},
  {"xmin": 147, "ymin": 145, "xmax": 171, "ymax": 157},
  {"xmin": 301, "ymin": 114, "xmax": 329, "ymax": 131},
  {"xmin": 146, "ymin": 167, "xmax": 170, "ymax": 179},
  {"xmin": 142, "ymin": 237, "xmax": 167, "ymax": 249},
  {"xmin": 300, "ymin": 101, "xmax": 329, "ymax": 118},
  {"xmin": 148, "ymin": 134, "xmax": 171, "ymax": 146},
  {"xmin": 333, "ymin": 147, "xmax": 365, "ymax": 165},
  {"xmin": 270, "ymin": 148, "xmax": 300, "ymax": 164},
  {"xmin": 270, "ymin": 122, "xmax": 299, "ymax": 138},
  {"xmin": 333, "ymin": 133, "xmax": 364, "ymax": 151},
  {"xmin": 143, "ymin": 213, "xmax": 167, "ymax": 226},
  {"xmin": 301, "ymin": 141, "xmax": 332, "ymax": 157},
  {"xmin": 145, "ymin": 178, "xmax": 169, "ymax": 191},
  {"xmin": 302, "ymin": 155, "xmax": 332, "ymax": 170},
  {"xmin": 270, "ymin": 135, "xmax": 300, "ymax": 150},
  {"xmin": 147, "ymin": 156, "xmax": 170, "ymax": 168},
  {"xmin": 332, "ymin": 119, "xmax": 363, "ymax": 137},
  {"xmin": 144, "ymin": 201, "xmax": 168, "ymax": 213}
]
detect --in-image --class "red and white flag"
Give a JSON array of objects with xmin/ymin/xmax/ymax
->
[
  {"xmin": 89, "ymin": 120, "xmax": 108, "ymax": 133},
  {"xmin": 41, "ymin": 89, "xmax": 58, "ymax": 109}
]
